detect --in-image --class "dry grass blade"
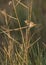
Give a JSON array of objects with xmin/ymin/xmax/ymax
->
[
  {"xmin": 1, "ymin": 9, "xmax": 14, "ymax": 59},
  {"xmin": 0, "ymin": 46, "xmax": 6, "ymax": 56},
  {"xmin": 15, "ymin": 51, "xmax": 27, "ymax": 64},
  {"xmin": 7, "ymin": 13, "xmax": 18, "ymax": 20},
  {"xmin": 15, "ymin": 0, "xmax": 21, "ymax": 7},
  {"xmin": 28, "ymin": 0, "xmax": 33, "ymax": 20},
  {"xmin": 16, "ymin": 0, "xmax": 28, "ymax": 9},
  {"xmin": 0, "ymin": 26, "xmax": 28, "ymax": 33},
  {"xmin": 3, "ymin": 46, "xmax": 10, "ymax": 58},
  {"xmin": 12, "ymin": 0, "xmax": 25, "ymax": 43},
  {"xmin": 42, "ymin": 42, "xmax": 46, "ymax": 48},
  {"xmin": 0, "ymin": 44, "xmax": 9, "ymax": 61},
  {"xmin": 28, "ymin": 37, "xmax": 41, "ymax": 48},
  {"xmin": 0, "ymin": 29, "xmax": 20, "ymax": 44},
  {"xmin": 0, "ymin": 10, "xmax": 18, "ymax": 20},
  {"xmin": 29, "ymin": 27, "xmax": 42, "ymax": 43}
]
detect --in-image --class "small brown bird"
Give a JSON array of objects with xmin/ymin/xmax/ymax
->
[{"xmin": 25, "ymin": 20, "xmax": 37, "ymax": 28}]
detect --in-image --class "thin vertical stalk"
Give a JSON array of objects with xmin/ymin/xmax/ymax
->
[
  {"xmin": 28, "ymin": 0, "xmax": 33, "ymax": 20},
  {"xmin": 12, "ymin": 0, "xmax": 25, "ymax": 44},
  {"xmin": 3, "ymin": 10, "xmax": 13, "ymax": 65},
  {"xmin": 23, "ymin": 0, "xmax": 33, "ymax": 65}
]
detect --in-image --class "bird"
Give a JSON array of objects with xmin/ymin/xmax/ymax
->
[{"xmin": 25, "ymin": 20, "xmax": 37, "ymax": 28}]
